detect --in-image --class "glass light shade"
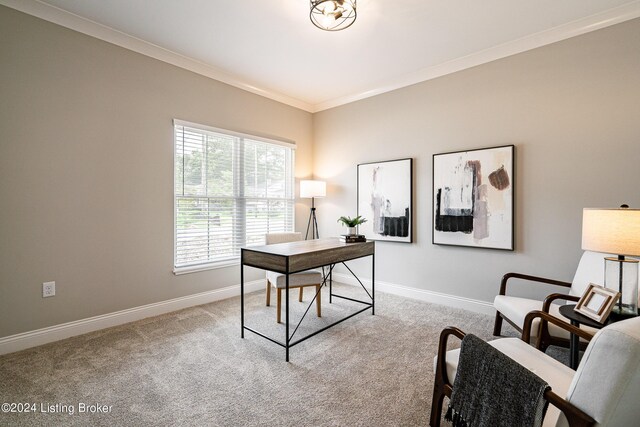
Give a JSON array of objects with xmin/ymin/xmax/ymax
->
[
  {"xmin": 310, "ymin": 0, "xmax": 356, "ymax": 31},
  {"xmin": 605, "ymin": 257, "xmax": 639, "ymax": 317},
  {"xmin": 300, "ymin": 180, "xmax": 326, "ymax": 198},
  {"xmin": 582, "ymin": 208, "xmax": 640, "ymax": 256}
]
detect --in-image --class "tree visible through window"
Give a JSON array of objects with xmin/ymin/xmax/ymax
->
[{"xmin": 174, "ymin": 120, "xmax": 295, "ymax": 270}]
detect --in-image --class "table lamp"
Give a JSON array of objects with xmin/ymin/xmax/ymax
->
[
  {"xmin": 582, "ymin": 205, "xmax": 640, "ymax": 317},
  {"xmin": 300, "ymin": 180, "xmax": 326, "ymax": 240}
]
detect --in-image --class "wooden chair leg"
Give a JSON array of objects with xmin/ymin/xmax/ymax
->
[
  {"xmin": 299, "ymin": 287, "xmax": 303, "ymax": 302},
  {"xmin": 266, "ymin": 280, "xmax": 271, "ymax": 306},
  {"xmin": 316, "ymin": 285, "xmax": 321, "ymax": 317},
  {"xmin": 538, "ymin": 327, "xmax": 551, "ymax": 352},
  {"xmin": 430, "ymin": 383, "xmax": 446, "ymax": 427},
  {"xmin": 276, "ymin": 288, "xmax": 282, "ymax": 323},
  {"xmin": 493, "ymin": 311, "xmax": 503, "ymax": 336}
]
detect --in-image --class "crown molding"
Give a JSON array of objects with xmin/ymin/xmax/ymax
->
[
  {"xmin": 312, "ymin": 1, "xmax": 640, "ymax": 112},
  {"xmin": 2, "ymin": 0, "xmax": 639, "ymax": 114},
  {"xmin": 0, "ymin": 0, "xmax": 315, "ymax": 112}
]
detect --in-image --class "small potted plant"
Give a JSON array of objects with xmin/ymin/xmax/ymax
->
[{"xmin": 337, "ymin": 215, "xmax": 367, "ymax": 236}]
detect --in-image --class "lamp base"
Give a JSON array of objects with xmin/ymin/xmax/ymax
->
[
  {"xmin": 609, "ymin": 309, "xmax": 639, "ymax": 321},
  {"xmin": 605, "ymin": 257, "xmax": 639, "ymax": 317}
]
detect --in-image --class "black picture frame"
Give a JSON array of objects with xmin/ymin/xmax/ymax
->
[
  {"xmin": 432, "ymin": 145, "xmax": 514, "ymax": 250},
  {"xmin": 357, "ymin": 158, "xmax": 413, "ymax": 243}
]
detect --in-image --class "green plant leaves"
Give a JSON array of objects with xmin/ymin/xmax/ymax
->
[{"xmin": 337, "ymin": 215, "xmax": 367, "ymax": 227}]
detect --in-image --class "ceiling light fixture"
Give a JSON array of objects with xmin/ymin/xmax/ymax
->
[{"xmin": 310, "ymin": 0, "xmax": 357, "ymax": 32}]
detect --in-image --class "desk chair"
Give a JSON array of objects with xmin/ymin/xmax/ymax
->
[{"xmin": 265, "ymin": 232, "xmax": 323, "ymax": 323}]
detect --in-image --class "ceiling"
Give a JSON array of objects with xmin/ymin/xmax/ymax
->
[{"xmin": 4, "ymin": 0, "xmax": 640, "ymax": 112}]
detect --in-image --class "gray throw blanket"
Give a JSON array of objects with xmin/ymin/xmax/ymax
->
[{"xmin": 445, "ymin": 334, "xmax": 550, "ymax": 427}]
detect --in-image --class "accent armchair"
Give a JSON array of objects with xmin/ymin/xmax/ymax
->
[
  {"xmin": 493, "ymin": 251, "xmax": 613, "ymax": 350},
  {"xmin": 431, "ymin": 312, "xmax": 640, "ymax": 427}
]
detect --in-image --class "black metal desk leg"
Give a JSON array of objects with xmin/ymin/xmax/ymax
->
[
  {"xmin": 329, "ymin": 265, "xmax": 333, "ymax": 303},
  {"xmin": 569, "ymin": 319, "xmax": 579, "ymax": 369},
  {"xmin": 372, "ymin": 253, "xmax": 375, "ymax": 315},
  {"xmin": 285, "ymin": 271, "xmax": 290, "ymax": 362},
  {"xmin": 241, "ymin": 252, "xmax": 245, "ymax": 338}
]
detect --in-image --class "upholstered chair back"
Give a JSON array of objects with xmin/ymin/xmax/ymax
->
[
  {"xmin": 265, "ymin": 232, "xmax": 302, "ymax": 245},
  {"xmin": 569, "ymin": 251, "xmax": 615, "ymax": 297},
  {"xmin": 556, "ymin": 316, "xmax": 640, "ymax": 426}
]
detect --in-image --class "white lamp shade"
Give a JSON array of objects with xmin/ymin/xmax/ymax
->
[
  {"xmin": 582, "ymin": 208, "xmax": 640, "ymax": 256},
  {"xmin": 300, "ymin": 180, "xmax": 326, "ymax": 198}
]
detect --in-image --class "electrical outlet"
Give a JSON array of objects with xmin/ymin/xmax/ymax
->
[{"xmin": 42, "ymin": 281, "xmax": 55, "ymax": 298}]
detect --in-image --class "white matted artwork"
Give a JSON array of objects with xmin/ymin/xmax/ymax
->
[
  {"xmin": 432, "ymin": 145, "xmax": 514, "ymax": 250},
  {"xmin": 357, "ymin": 158, "xmax": 413, "ymax": 243}
]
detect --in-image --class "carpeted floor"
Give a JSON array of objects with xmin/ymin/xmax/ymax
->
[{"xmin": 0, "ymin": 283, "xmax": 566, "ymax": 426}]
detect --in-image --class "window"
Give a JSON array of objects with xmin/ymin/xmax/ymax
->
[{"xmin": 174, "ymin": 120, "xmax": 295, "ymax": 272}]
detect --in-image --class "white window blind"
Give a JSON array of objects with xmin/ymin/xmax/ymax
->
[{"xmin": 174, "ymin": 121, "xmax": 295, "ymax": 271}]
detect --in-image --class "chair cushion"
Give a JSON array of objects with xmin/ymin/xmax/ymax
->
[
  {"xmin": 435, "ymin": 337, "xmax": 575, "ymax": 427},
  {"xmin": 569, "ymin": 251, "xmax": 614, "ymax": 297},
  {"xmin": 494, "ymin": 295, "xmax": 598, "ymax": 341},
  {"xmin": 266, "ymin": 270, "xmax": 323, "ymax": 288}
]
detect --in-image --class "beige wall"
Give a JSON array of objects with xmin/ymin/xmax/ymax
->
[
  {"xmin": 0, "ymin": 6, "xmax": 313, "ymax": 337},
  {"xmin": 313, "ymin": 18, "xmax": 640, "ymax": 303},
  {"xmin": 2, "ymin": 5, "xmax": 640, "ymax": 340}
]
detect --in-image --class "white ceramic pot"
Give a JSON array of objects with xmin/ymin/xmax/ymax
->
[{"xmin": 347, "ymin": 226, "xmax": 357, "ymax": 236}]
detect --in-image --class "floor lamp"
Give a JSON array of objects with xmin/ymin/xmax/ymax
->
[{"xmin": 300, "ymin": 180, "xmax": 326, "ymax": 240}]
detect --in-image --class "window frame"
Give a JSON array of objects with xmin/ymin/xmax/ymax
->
[{"xmin": 172, "ymin": 119, "xmax": 296, "ymax": 275}]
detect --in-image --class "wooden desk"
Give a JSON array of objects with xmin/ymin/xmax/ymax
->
[{"xmin": 241, "ymin": 238, "xmax": 375, "ymax": 361}]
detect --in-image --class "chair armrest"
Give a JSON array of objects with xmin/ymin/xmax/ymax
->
[
  {"xmin": 542, "ymin": 293, "xmax": 580, "ymax": 312},
  {"xmin": 435, "ymin": 327, "xmax": 465, "ymax": 391},
  {"xmin": 546, "ymin": 390, "xmax": 596, "ymax": 427},
  {"xmin": 498, "ymin": 272, "xmax": 572, "ymax": 296},
  {"xmin": 433, "ymin": 324, "xmax": 596, "ymax": 427},
  {"xmin": 522, "ymin": 310, "xmax": 594, "ymax": 344}
]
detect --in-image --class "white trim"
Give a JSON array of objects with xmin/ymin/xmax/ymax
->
[
  {"xmin": 332, "ymin": 273, "xmax": 495, "ymax": 316},
  {"xmin": 173, "ymin": 259, "xmax": 239, "ymax": 275},
  {"xmin": 173, "ymin": 119, "xmax": 297, "ymax": 149},
  {"xmin": 0, "ymin": 272, "xmax": 494, "ymax": 355},
  {"xmin": 313, "ymin": 1, "xmax": 640, "ymax": 112},
  {"xmin": 0, "ymin": 279, "xmax": 264, "ymax": 356},
  {"xmin": 1, "ymin": 0, "xmax": 638, "ymax": 113}
]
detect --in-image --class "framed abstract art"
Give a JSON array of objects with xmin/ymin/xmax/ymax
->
[
  {"xmin": 432, "ymin": 145, "xmax": 514, "ymax": 250},
  {"xmin": 357, "ymin": 158, "xmax": 413, "ymax": 243}
]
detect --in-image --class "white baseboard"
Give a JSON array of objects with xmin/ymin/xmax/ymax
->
[
  {"xmin": 332, "ymin": 273, "xmax": 495, "ymax": 316},
  {"xmin": 0, "ymin": 279, "xmax": 264, "ymax": 356},
  {"xmin": 0, "ymin": 276, "xmax": 495, "ymax": 356}
]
